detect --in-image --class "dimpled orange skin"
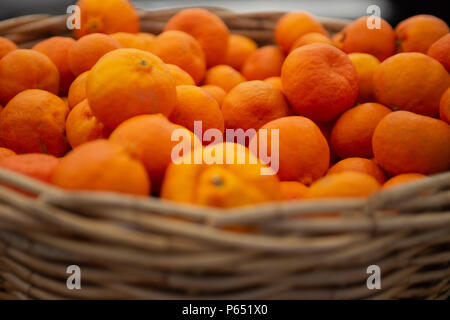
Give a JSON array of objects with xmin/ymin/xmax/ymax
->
[
  {"xmin": 250, "ymin": 116, "xmax": 330, "ymax": 185},
  {"xmin": 86, "ymin": 49, "xmax": 177, "ymax": 129},
  {"xmin": 52, "ymin": 140, "xmax": 150, "ymax": 195},
  {"xmin": 169, "ymin": 85, "xmax": 224, "ymax": 141},
  {"xmin": 331, "ymin": 103, "xmax": 392, "ymax": 159},
  {"xmin": 241, "ymin": 46, "xmax": 285, "ymax": 81},
  {"xmin": 0, "ymin": 90, "xmax": 69, "ymax": 156},
  {"xmin": 275, "ymin": 11, "xmax": 328, "ymax": 53},
  {"xmin": 396, "ymin": 15, "xmax": 449, "ymax": 53},
  {"xmin": 32, "ymin": 37, "xmax": 76, "ymax": 96},
  {"xmin": 280, "ymin": 181, "xmax": 309, "ymax": 200},
  {"xmin": 204, "ymin": 65, "xmax": 246, "ymax": 93},
  {"xmin": 74, "ymin": 0, "xmax": 139, "ymax": 38},
  {"xmin": 110, "ymin": 114, "xmax": 200, "ymax": 192},
  {"xmin": 66, "ymin": 99, "xmax": 110, "ymax": 148},
  {"xmin": 372, "ymin": 111, "xmax": 450, "ymax": 175},
  {"xmin": 290, "ymin": 32, "xmax": 334, "ymax": 52},
  {"xmin": 0, "ymin": 49, "xmax": 59, "ymax": 105},
  {"xmin": 161, "ymin": 142, "xmax": 281, "ymax": 208},
  {"xmin": 327, "ymin": 158, "xmax": 387, "ymax": 184},
  {"xmin": 166, "ymin": 64, "xmax": 195, "ymax": 86},
  {"xmin": 0, "ymin": 154, "xmax": 60, "ymax": 183},
  {"xmin": 200, "ymin": 85, "xmax": 227, "ymax": 106},
  {"xmin": 68, "ymin": 33, "xmax": 122, "ymax": 76},
  {"xmin": 150, "ymin": 30, "xmax": 206, "ymax": 84},
  {"xmin": 339, "ymin": 16, "xmax": 396, "ymax": 61},
  {"xmin": 68, "ymin": 71, "xmax": 89, "ymax": 110},
  {"xmin": 427, "ymin": 34, "xmax": 450, "ymax": 72},
  {"xmin": 373, "ymin": 53, "xmax": 450, "ymax": 117},
  {"xmin": 348, "ymin": 53, "xmax": 381, "ymax": 103},
  {"xmin": 382, "ymin": 173, "xmax": 427, "ymax": 189},
  {"xmin": 224, "ymin": 34, "xmax": 258, "ymax": 70},
  {"xmin": 222, "ymin": 80, "xmax": 291, "ymax": 132},
  {"xmin": 164, "ymin": 8, "xmax": 229, "ymax": 67},
  {"xmin": 111, "ymin": 32, "xmax": 155, "ymax": 51},
  {"xmin": 264, "ymin": 77, "xmax": 283, "ymax": 91},
  {"xmin": 0, "ymin": 37, "xmax": 17, "ymax": 59},
  {"xmin": 281, "ymin": 43, "xmax": 359, "ymax": 122},
  {"xmin": 0, "ymin": 147, "xmax": 16, "ymax": 161},
  {"xmin": 440, "ymin": 88, "xmax": 450, "ymax": 123},
  {"xmin": 304, "ymin": 171, "xmax": 381, "ymax": 199}
]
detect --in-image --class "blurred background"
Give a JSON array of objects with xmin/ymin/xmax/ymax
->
[{"xmin": 0, "ymin": 0, "xmax": 447, "ymax": 25}]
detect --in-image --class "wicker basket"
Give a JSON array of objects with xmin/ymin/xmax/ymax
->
[{"xmin": 0, "ymin": 7, "xmax": 449, "ymax": 300}]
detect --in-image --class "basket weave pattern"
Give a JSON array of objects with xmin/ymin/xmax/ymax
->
[{"xmin": 0, "ymin": 7, "xmax": 449, "ymax": 300}]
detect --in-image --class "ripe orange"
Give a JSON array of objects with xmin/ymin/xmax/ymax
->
[
  {"xmin": 263, "ymin": 77, "xmax": 283, "ymax": 91},
  {"xmin": 290, "ymin": 32, "xmax": 333, "ymax": 52},
  {"xmin": 150, "ymin": 30, "xmax": 206, "ymax": 84},
  {"xmin": 275, "ymin": 11, "xmax": 328, "ymax": 53},
  {"xmin": 200, "ymin": 85, "xmax": 227, "ymax": 106},
  {"xmin": 204, "ymin": 65, "xmax": 246, "ymax": 92},
  {"xmin": 331, "ymin": 103, "xmax": 392, "ymax": 158},
  {"xmin": 327, "ymin": 158, "xmax": 387, "ymax": 184},
  {"xmin": 241, "ymin": 45, "xmax": 285, "ymax": 80},
  {"xmin": 224, "ymin": 34, "xmax": 258, "ymax": 70},
  {"xmin": 166, "ymin": 64, "xmax": 195, "ymax": 86},
  {"xmin": 382, "ymin": 173, "xmax": 427, "ymax": 189},
  {"xmin": 0, "ymin": 147, "xmax": 16, "ymax": 161},
  {"xmin": 396, "ymin": 14, "xmax": 449, "ymax": 53},
  {"xmin": 111, "ymin": 32, "xmax": 154, "ymax": 51},
  {"xmin": 373, "ymin": 52, "xmax": 450, "ymax": 117},
  {"xmin": 427, "ymin": 34, "xmax": 450, "ymax": 72},
  {"xmin": 316, "ymin": 121, "xmax": 340, "ymax": 165},
  {"xmin": 0, "ymin": 90, "xmax": 69, "ymax": 156},
  {"xmin": 440, "ymin": 88, "xmax": 450, "ymax": 123},
  {"xmin": 222, "ymin": 80, "xmax": 291, "ymax": 132},
  {"xmin": 348, "ymin": 53, "xmax": 381, "ymax": 103},
  {"xmin": 86, "ymin": 48, "xmax": 176, "ymax": 129},
  {"xmin": 0, "ymin": 154, "xmax": 60, "ymax": 183},
  {"xmin": 281, "ymin": 43, "xmax": 358, "ymax": 122},
  {"xmin": 74, "ymin": 0, "xmax": 139, "ymax": 38},
  {"xmin": 280, "ymin": 181, "xmax": 308, "ymax": 200},
  {"xmin": 67, "ymin": 71, "xmax": 89, "ymax": 110},
  {"xmin": 372, "ymin": 111, "xmax": 450, "ymax": 175},
  {"xmin": 164, "ymin": 8, "xmax": 229, "ymax": 67},
  {"xmin": 0, "ymin": 37, "xmax": 17, "ymax": 59},
  {"xmin": 0, "ymin": 49, "xmax": 59, "ymax": 105}
]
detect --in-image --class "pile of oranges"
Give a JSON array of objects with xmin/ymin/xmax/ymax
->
[{"xmin": 0, "ymin": 0, "xmax": 449, "ymax": 210}]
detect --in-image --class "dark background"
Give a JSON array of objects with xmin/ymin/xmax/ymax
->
[{"xmin": 0, "ymin": 0, "xmax": 447, "ymax": 26}]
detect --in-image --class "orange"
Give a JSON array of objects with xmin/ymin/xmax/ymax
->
[
  {"xmin": 66, "ymin": 99, "xmax": 110, "ymax": 148},
  {"xmin": 264, "ymin": 77, "xmax": 283, "ymax": 91},
  {"xmin": 68, "ymin": 33, "xmax": 122, "ymax": 76},
  {"xmin": 304, "ymin": 171, "xmax": 381, "ymax": 199},
  {"xmin": 427, "ymin": 34, "xmax": 450, "ymax": 72},
  {"xmin": 169, "ymin": 85, "xmax": 224, "ymax": 141},
  {"xmin": 0, "ymin": 154, "xmax": 60, "ymax": 183},
  {"xmin": 0, "ymin": 147, "xmax": 16, "ymax": 161},
  {"xmin": 0, "ymin": 37, "xmax": 17, "ymax": 59},
  {"xmin": 111, "ymin": 32, "xmax": 154, "ymax": 51},
  {"xmin": 382, "ymin": 173, "xmax": 427, "ymax": 189},
  {"xmin": 331, "ymin": 103, "xmax": 391, "ymax": 158},
  {"xmin": 0, "ymin": 49, "xmax": 59, "ymax": 105},
  {"xmin": 316, "ymin": 121, "xmax": 340, "ymax": 165},
  {"xmin": 200, "ymin": 85, "xmax": 226, "ymax": 106},
  {"xmin": 86, "ymin": 48, "xmax": 176, "ymax": 129},
  {"xmin": 280, "ymin": 181, "xmax": 308, "ymax": 200},
  {"xmin": 161, "ymin": 142, "xmax": 281, "ymax": 208},
  {"xmin": 290, "ymin": 32, "xmax": 333, "ymax": 52},
  {"xmin": 203, "ymin": 65, "xmax": 246, "ymax": 92},
  {"xmin": 67, "ymin": 71, "xmax": 89, "ymax": 110},
  {"xmin": 331, "ymin": 32, "xmax": 344, "ymax": 50},
  {"xmin": 222, "ymin": 80, "xmax": 291, "ymax": 132},
  {"xmin": 281, "ymin": 43, "xmax": 358, "ymax": 122},
  {"xmin": 224, "ymin": 34, "xmax": 258, "ymax": 70},
  {"xmin": 164, "ymin": 8, "xmax": 229, "ymax": 67},
  {"xmin": 348, "ymin": 53, "xmax": 381, "ymax": 103},
  {"xmin": 372, "ymin": 111, "xmax": 450, "ymax": 175},
  {"xmin": 241, "ymin": 45, "xmax": 285, "ymax": 81},
  {"xmin": 52, "ymin": 140, "xmax": 150, "ymax": 195},
  {"xmin": 32, "ymin": 36, "xmax": 76, "ymax": 96},
  {"xmin": 327, "ymin": 158, "xmax": 387, "ymax": 184},
  {"xmin": 250, "ymin": 116, "xmax": 329, "ymax": 185},
  {"xmin": 373, "ymin": 52, "xmax": 450, "ymax": 117},
  {"xmin": 338, "ymin": 16, "xmax": 396, "ymax": 61},
  {"xmin": 440, "ymin": 88, "xmax": 450, "ymax": 123},
  {"xmin": 396, "ymin": 15, "xmax": 449, "ymax": 53},
  {"xmin": 150, "ymin": 30, "xmax": 206, "ymax": 84},
  {"xmin": 275, "ymin": 11, "xmax": 328, "ymax": 53},
  {"xmin": 74, "ymin": 0, "xmax": 139, "ymax": 38},
  {"xmin": 109, "ymin": 114, "xmax": 200, "ymax": 192},
  {"xmin": 166, "ymin": 64, "xmax": 195, "ymax": 86},
  {"xmin": 0, "ymin": 90, "xmax": 69, "ymax": 156}
]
